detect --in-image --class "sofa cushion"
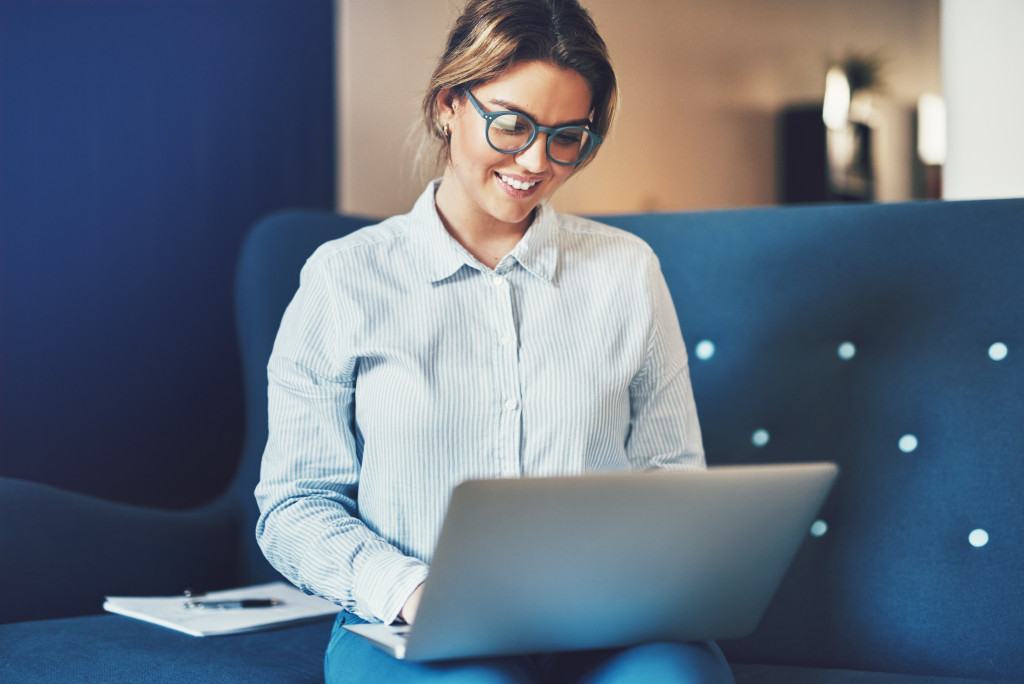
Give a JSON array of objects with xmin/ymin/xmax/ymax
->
[{"xmin": 0, "ymin": 614, "xmax": 332, "ymax": 683}]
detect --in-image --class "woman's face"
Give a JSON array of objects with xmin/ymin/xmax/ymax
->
[{"xmin": 437, "ymin": 60, "xmax": 593, "ymax": 234}]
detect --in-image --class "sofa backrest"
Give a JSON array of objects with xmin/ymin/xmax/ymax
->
[
  {"xmin": 234, "ymin": 199, "xmax": 1021, "ymax": 679},
  {"xmin": 603, "ymin": 198, "xmax": 1023, "ymax": 680}
]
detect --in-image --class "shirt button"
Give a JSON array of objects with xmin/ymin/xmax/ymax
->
[
  {"xmin": 504, "ymin": 399, "xmax": 518, "ymax": 411},
  {"xmin": 492, "ymin": 275, "xmax": 506, "ymax": 287},
  {"xmin": 501, "ymin": 334, "xmax": 514, "ymax": 347},
  {"xmin": 502, "ymin": 469, "xmax": 517, "ymax": 479}
]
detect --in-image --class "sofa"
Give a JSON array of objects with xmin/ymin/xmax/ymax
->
[{"xmin": 1, "ymin": 198, "xmax": 1021, "ymax": 682}]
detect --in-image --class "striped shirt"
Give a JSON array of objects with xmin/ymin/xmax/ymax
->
[{"xmin": 255, "ymin": 181, "xmax": 704, "ymax": 624}]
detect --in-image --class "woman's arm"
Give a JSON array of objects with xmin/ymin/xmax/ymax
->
[
  {"xmin": 625, "ymin": 252, "xmax": 706, "ymax": 471},
  {"xmin": 255, "ymin": 258, "xmax": 428, "ymax": 624},
  {"xmin": 399, "ymin": 582, "xmax": 426, "ymax": 624}
]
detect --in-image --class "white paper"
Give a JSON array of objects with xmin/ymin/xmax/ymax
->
[{"xmin": 103, "ymin": 581, "xmax": 342, "ymax": 637}]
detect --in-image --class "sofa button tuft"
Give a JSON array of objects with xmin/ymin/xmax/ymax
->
[
  {"xmin": 969, "ymin": 529, "xmax": 989, "ymax": 547},
  {"xmin": 989, "ymin": 342, "xmax": 1008, "ymax": 361},
  {"xmin": 898, "ymin": 434, "xmax": 918, "ymax": 453},
  {"xmin": 695, "ymin": 339, "xmax": 716, "ymax": 361}
]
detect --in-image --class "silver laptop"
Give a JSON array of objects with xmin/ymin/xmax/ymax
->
[{"xmin": 345, "ymin": 462, "xmax": 838, "ymax": 661}]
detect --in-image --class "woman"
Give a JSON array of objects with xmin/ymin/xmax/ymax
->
[{"xmin": 256, "ymin": 0, "xmax": 733, "ymax": 681}]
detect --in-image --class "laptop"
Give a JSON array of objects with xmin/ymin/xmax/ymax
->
[{"xmin": 345, "ymin": 462, "xmax": 838, "ymax": 661}]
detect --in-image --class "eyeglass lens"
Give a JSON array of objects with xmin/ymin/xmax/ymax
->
[{"xmin": 488, "ymin": 113, "xmax": 593, "ymax": 164}]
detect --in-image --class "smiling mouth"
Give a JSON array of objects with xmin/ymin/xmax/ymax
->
[{"xmin": 497, "ymin": 173, "xmax": 539, "ymax": 191}]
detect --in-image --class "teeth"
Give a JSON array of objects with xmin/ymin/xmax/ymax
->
[{"xmin": 500, "ymin": 174, "xmax": 537, "ymax": 191}]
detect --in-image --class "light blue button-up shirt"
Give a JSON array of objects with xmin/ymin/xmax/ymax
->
[{"xmin": 255, "ymin": 182, "xmax": 704, "ymax": 624}]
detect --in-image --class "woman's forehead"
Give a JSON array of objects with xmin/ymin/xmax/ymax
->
[{"xmin": 474, "ymin": 60, "xmax": 593, "ymax": 124}]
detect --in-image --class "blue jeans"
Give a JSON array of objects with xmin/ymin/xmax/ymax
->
[{"xmin": 325, "ymin": 612, "xmax": 735, "ymax": 683}]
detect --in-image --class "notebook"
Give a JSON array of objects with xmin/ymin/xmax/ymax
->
[
  {"xmin": 345, "ymin": 462, "xmax": 838, "ymax": 661},
  {"xmin": 104, "ymin": 582, "xmax": 342, "ymax": 637}
]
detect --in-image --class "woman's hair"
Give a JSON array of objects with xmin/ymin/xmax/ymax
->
[{"xmin": 420, "ymin": 0, "xmax": 617, "ymax": 170}]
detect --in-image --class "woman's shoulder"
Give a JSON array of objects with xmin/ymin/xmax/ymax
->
[
  {"xmin": 553, "ymin": 210, "xmax": 655, "ymax": 258},
  {"xmin": 305, "ymin": 214, "xmax": 409, "ymax": 268}
]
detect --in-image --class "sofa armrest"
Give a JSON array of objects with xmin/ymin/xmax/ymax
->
[{"xmin": 0, "ymin": 478, "xmax": 241, "ymax": 624}]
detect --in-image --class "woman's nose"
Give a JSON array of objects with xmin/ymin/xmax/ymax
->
[{"xmin": 514, "ymin": 134, "xmax": 551, "ymax": 173}]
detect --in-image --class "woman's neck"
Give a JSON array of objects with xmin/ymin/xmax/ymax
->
[{"xmin": 433, "ymin": 175, "xmax": 532, "ymax": 270}]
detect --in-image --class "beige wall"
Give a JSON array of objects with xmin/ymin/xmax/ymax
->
[
  {"xmin": 942, "ymin": 0, "xmax": 1024, "ymax": 200},
  {"xmin": 337, "ymin": 0, "xmax": 940, "ymax": 217}
]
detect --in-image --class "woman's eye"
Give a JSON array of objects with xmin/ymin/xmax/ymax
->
[
  {"xmin": 492, "ymin": 115, "xmax": 530, "ymax": 135},
  {"xmin": 552, "ymin": 129, "xmax": 585, "ymax": 146}
]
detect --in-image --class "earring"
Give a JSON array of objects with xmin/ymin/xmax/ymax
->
[{"xmin": 442, "ymin": 122, "xmax": 451, "ymax": 139}]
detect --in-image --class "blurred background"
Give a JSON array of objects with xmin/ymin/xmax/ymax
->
[
  {"xmin": 340, "ymin": 0, "xmax": 1022, "ymax": 216},
  {"xmin": 1, "ymin": 0, "xmax": 1021, "ymax": 510}
]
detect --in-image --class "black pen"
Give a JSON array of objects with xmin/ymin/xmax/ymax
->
[{"xmin": 184, "ymin": 599, "xmax": 283, "ymax": 610}]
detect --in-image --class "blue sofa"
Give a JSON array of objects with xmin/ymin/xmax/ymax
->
[{"xmin": 1, "ymin": 198, "xmax": 1021, "ymax": 682}]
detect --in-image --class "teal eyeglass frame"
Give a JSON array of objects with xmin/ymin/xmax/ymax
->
[{"xmin": 464, "ymin": 89, "xmax": 603, "ymax": 166}]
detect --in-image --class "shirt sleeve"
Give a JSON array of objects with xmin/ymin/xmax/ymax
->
[
  {"xmin": 626, "ymin": 251, "xmax": 706, "ymax": 471},
  {"xmin": 254, "ymin": 257, "xmax": 429, "ymax": 624}
]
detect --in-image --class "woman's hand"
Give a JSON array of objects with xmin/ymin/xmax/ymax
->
[{"xmin": 399, "ymin": 582, "xmax": 426, "ymax": 624}]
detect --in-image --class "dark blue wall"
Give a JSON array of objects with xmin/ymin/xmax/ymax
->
[{"xmin": 0, "ymin": 1, "xmax": 335, "ymax": 508}]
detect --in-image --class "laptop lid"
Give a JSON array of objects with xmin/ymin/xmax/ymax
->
[{"xmin": 347, "ymin": 462, "xmax": 838, "ymax": 661}]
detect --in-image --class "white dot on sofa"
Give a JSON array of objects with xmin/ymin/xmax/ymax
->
[
  {"xmin": 989, "ymin": 342, "xmax": 1008, "ymax": 361},
  {"xmin": 837, "ymin": 341, "xmax": 856, "ymax": 360},
  {"xmin": 751, "ymin": 429, "xmax": 770, "ymax": 447},
  {"xmin": 695, "ymin": 339, "xmax": 716, "ymax": 361},
  {"xmin": 969, "ymin": 529, "xmax": 989, "ymax": 548},
  {"xmin": 810, "ymin": 520, "xmax": 828, "ymax": 537}
]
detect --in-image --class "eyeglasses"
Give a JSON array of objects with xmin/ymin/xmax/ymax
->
[{"xmin": 463, "ymin": 90, "xmax": 602, "ymax": 166}]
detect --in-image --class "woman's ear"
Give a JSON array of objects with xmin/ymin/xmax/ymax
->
[{"xmin": 436, "ymin": 88, "xmax": 458, "ymax": 120}]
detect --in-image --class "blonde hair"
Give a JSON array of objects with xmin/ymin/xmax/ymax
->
[{"xmin": 419, "ymin": 0, "xmax": 617, "ymax": 172}]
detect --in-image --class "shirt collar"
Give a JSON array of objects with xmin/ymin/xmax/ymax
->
[
  {"xmin": 409, "ymin": 181, "xmax": 468, "ymax": 283},
  {"xmin": 503, "ymin": 200, "xmax": 557, "ymax": 284},
  {"xmin": 409, "ymin": 180, "xmax": 558, "ymax": 285}
]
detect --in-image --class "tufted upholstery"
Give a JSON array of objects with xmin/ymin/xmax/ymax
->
[
  {"xmin": 0, "ymin": 199, "xmax": 1020, "ymax": 682},
  {"xmin": 604, "ymin": 199, "xmax": 1023, "ymax": 681}
]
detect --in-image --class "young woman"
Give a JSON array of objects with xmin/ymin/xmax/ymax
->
[{"xmin": 256, "ymin": 1, "xmax": 734, "ymax": 681}]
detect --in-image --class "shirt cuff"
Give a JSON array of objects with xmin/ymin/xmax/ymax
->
[{"xmin": 354, "ymin": 551, "xmax": 430, "ymax": 624}]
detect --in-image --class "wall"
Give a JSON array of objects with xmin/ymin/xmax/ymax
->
[
  {"xmin": 0, "ymin": 1, "xmax": 335, "ymax": 508},
  {"xmin": 942, "ymin": 0, "xmax": 1024, "ymax": 200},
  {"xmin": 337, "ymin": 0, "xmax": 941, "ymax": 217}
]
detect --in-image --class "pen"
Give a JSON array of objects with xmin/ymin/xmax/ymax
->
[{"xmin": 184, "ymin": 599, "xmax": 283, "ymax": 610}]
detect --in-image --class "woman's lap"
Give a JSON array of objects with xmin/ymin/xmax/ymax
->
[{"xmin": 324, "ymin": 613, "xmax": 734, "ymax": 683}]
